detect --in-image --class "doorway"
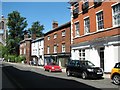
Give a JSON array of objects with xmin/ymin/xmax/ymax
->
[{"xmin": 99, "ymin": 47, "xmax": 104, "ymax": 70}]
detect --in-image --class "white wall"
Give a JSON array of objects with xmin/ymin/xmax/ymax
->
[
  {"xmin": 31, "ymin": 39, "xmax": 44, "ymax": 65},
  {"xmin": 89, "ymin": 47, "xmax": 100, "ymax": 67},
  {"xmin": 71, "ymin": 49, "xmax": 80, "ymax": 60},
  {"xmin": 104, "ymin": 45, "xmax": 114, "ymax": 72}
]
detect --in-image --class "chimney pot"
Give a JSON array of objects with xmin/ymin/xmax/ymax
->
[{"xmin": 52, "ymin": 21, "xmax": 58, "ymax": 29}]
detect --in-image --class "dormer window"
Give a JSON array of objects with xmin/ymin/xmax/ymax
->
[
  {"xmin": 94, "ymin": 0, "xmax": 102, "ymax": 7},
  {"xmin": 82, "ymin": 0, "xmax": 89, "ymax": 13},
  {"xmin": 73, "ymin": 2, "xmax": 79, "ymax": 18}
]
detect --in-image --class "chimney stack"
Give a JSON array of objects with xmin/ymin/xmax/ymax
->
[
  {"xmin": 24, "ymin": 30, "xmax": 28, "ymax": 39},
  {"xmin": 52, "ymin": 21, "xmax": 58, "ymax": 29},
  {"xmin": 32, "ymin": 33, "xmax": 36, "ymax": 40}
]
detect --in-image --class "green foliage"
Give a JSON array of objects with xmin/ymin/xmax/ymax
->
[
  {"xmin": 28, "ymin": 21, "xmax": 44, "ymax": 38},
  {"xmin": 4, "ymin": 54, "xmax": 26, "ymax": 63},
  {"xmin": 7, "ymin": 11, "xmax": 28, "ymax": 55}
]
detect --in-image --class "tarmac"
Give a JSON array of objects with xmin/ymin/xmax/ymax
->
[{"xmin": 2, "ymin": 61, "xmax": 111, "ymax": 79}]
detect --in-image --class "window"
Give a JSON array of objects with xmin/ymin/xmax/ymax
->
[
  {"xmin": 54, "ymin": 34, "xmax": 57, "ymax": 39},
  {"xmin": 62, "ymin": 30, "xmax": 65, "ymax": 36},
  {"xmin": 1, "ymin": 21, "xmax": 4, "ymax": 29},
  {"xmin": 84, "ymin": 17, "xmax": 90, "ymax": 34},
  {"xmin": 112, "ymin": 3, "xmax": 120, "ymax": 27},
  {"xmin": 73, "ymin": 2, "xmax": 79, "ymax": 18},
  {"xmin": 82, "ymin": 0, "xmax": 89, "ymax": 12},
  {"xmin": 20, "ymin": 49, "xmax": 22, "ymax": 55},
  {"xmin": 62, "ymin": 43, "xmax": 65, "ymax": 52},
  {"xmin": 75, "ymin": 22, "xmax": 80, "ymax": 36},
  {"xmin": 96, "ymin": 11, "xmax": 104, "ymax": 30},
  {"xmin": 47, "ymin": 46, "xmax": 50, "ymax": 54},
  {"xmin": 54, "ymin": 45, "xmax": 57, "ymax": 53},
  {"xmin": 79, "ymin": 49, "xmax": 85, "ymax": 60},
  {"xmin": 48, "ymin": 36, "xmax": 50, "ymax": 40},
  {"xmin": 24, "ymin": 48, "xmax": 26, "ymax": 54}
]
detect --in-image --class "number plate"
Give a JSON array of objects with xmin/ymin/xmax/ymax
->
[{"xmin": 97, "ymin": 72, "xmax": 102, "ymax": 74}]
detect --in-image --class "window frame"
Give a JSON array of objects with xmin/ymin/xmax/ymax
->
[
  {"xmin": 96, "ymin": 10, "xmax": 104, "ymax": 31},
  {"xmin": 84, "ymin": 16, "xmax": 90, "ymax": 34},
  {"xmin": 112, "ymin": 3, "xmax": 120, "ymax": 27},
  {"xmin": 74, "ymin": 21, "xmax": 80, "ymax": 37}
]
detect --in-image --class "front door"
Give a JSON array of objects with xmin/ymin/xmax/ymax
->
[{"xmin": 99, "ymin": 47, "xmax": 104, "ymax": 70}]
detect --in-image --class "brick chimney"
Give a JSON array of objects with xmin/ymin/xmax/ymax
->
[
  {"xmin": 24, "ymin": 30, "xmax": 28, "ymax": 39},
  {"xmin": 32, "ymin": 33, "xmax": 36, "ymax": 40},
  {"xmin": 52, "ymin": 21, "xmax": 58, "ymax": 29}
]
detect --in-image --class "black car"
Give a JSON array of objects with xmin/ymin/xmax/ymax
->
[{"xmin": 66, "ymin": 60, "xmax": 103, "ymax": 79}]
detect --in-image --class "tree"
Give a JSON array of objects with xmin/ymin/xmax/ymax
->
[
  {"xmin": 7, "ymin": 11, "xmax": 28, "ymax": 55},
  {"xmin": 28, "ymin": 21, "xmax": 44, "ymax": 38}
]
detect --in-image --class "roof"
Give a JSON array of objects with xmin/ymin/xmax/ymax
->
[
  {"xmin": 44, "ymin": 21, "xmax": 71, "ymax": 36},
  {"xmin": 32, "ymin": 37, "xmax": 44, "ymax": 43},
  {"xmin": 20, "ymin": 38, "xmax": 32, "ymax": 44}
]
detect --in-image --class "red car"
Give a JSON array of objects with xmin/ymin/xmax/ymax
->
[{"xmin": 44, "ymin": 63, "xmax": 62, "ymax": 72}]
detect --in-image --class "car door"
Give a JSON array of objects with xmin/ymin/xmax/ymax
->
[
  {"xmin": 68, "ymin": 60, "xmax": 76, "ymax": 74},
  {"xmin": 75, "ymin": 61, "xmax": 83, "ymax": 75}
]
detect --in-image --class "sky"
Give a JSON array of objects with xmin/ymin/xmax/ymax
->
[{"xmin": 2, "ymin": 2, "xmax": 71, "ymax": 33}]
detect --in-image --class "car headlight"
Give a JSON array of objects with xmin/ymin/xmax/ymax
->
[
  {"xmin": 87, "ymin": 69, "xmax": 94, "ymax": 72},
  {"xmin": 52, "ymin": 67, "xmax": 54, "ymax": 69}
]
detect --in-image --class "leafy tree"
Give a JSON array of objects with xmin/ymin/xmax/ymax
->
[
  {"xmin": 28, "ymin": 21, "xmax": 44, "ymax": 38},
  {"xmin": 7, "ymin": 11, "xmax": 28, "ymax": 55}
]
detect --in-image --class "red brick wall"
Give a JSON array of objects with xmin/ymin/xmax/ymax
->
[
  {"xmin": 44, "ymin": 24, "xmax": 71, "ymax": 55},
  {"xmin": 72, "ymin": 1, "xmax": 119, "ymax": 45}
]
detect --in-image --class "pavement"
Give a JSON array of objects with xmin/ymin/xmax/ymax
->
[{"xmin": 3, "ymin": 61, "xmax": 111, "ymax": 79}]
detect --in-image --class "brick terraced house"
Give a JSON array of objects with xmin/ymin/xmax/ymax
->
[
  {"xmin": 44, "ymin": 21, "xmax": 71, "ymax": 67},
  {"xmin": 19, "ymin": 31, "xmax": 32, "ymax": 64},
  {"xmin": 70, "ymin": 0, "xmax": 120, "ymax": 72}
]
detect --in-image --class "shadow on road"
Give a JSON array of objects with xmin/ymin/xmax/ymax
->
[{"xmin": 2, "ymin": 65, "xmax": 102, "ymax": 89}]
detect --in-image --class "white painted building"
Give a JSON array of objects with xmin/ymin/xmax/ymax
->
[
  {"xmin": 71, "ymin": 35, "xmax": 120, "ymax": 72},
  {"xmin": 70, "ymin": 1, "xmax": 120, "ymax": 73},
  {"xmin": 31, "ymin": 37, "xmax": 44, "ymax": 66}
]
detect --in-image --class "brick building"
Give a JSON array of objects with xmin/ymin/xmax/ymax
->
[
  {"xmin": 19, "ymin": 31, "xmax": 32, "ymax": 64},
  {"xmin": 70, "ymin": 1, "xmax": 120, "ymax": 72},
  {"xmin": 44, "ymin": 21, "xmax": 71, "ymax": 67}
]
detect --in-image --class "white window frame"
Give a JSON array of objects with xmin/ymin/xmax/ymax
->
[
  {"xmin": 62, "ymin": 30, "xmax": 65, "ymax": 36},
  {"xmin": 54, "ymin": 34, "xmax": 57, "ymax": 39},
  {"xmin": 96, "ymin": 10, "xmax": 104, "ymax": 31},
  {"xmin": 54, "ymin": 45, "xmax": 57, "ymax": 53},
  {"xmin": 24, "ymin": 48, "xmax": 26, "ymax": 54},
  {"xmin": 79, "ymin": 49, "xmax": 85, "ymax": 60},
  {"xmin": 62, "ymin": 44, "xmax": 65, "ymax": 53},
  {"xmin": 112, "ymin": 3, "xmax": 120, "ymax": 27},
  {"xmin": 47, "ymin": 36, "xmax": 50, "ymax": 40},
  {"xmin": 75, "ymin": 21, "xmax": 80, "ymax": 37},
  {"xmin": 84, "ymin": 16, "xmax": 90, "ymax": 34},
  {"xmin": 47, "ymin": 46, "xmax": 50, "ymax": 54}
]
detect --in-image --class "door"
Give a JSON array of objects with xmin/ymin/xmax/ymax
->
[{"xmin": 99, "ymin": 47, "xmax": 104, "ymax": 70}]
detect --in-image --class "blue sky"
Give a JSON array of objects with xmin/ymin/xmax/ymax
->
[{"xmin": 2, "ymin": 2, "xmax": 71, "ymax": 33}]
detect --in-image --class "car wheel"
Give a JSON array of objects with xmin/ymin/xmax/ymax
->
[
  {"xmin": 82, "ymin": 72, "xmax": 87, "ymax": 79},
  {"xmin": 66, "ymin": 70, "xmax": 71, "ymax": 76},
  {"xmin": 44, "ymin": 68, "xmax": 46, "ymax": 71},
  {"xmin": 113, "ymin": 75, "xmax": 120, "ymax": 85}
]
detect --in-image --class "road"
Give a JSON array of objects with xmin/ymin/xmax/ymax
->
[
  {"xmin": 2, "ymin": 62, "xmax": 120, "ymax": 89},
  {"xmin": 0, "ymin": 62, "xmax": 17, "ymax": 89}
]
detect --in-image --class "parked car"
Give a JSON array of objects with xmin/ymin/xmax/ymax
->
[
  {"xmin": 44, "ymin": 63, "xmax": 62, "ymax": 72},
  {"xmin": 66, "ymin": 60, "xmax": 103, "ymax": 79},
  {"xmin": 110, "ymin": 62, "xmax": 120, "ymax": 85}
]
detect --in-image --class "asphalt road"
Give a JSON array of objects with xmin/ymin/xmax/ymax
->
[
  {"xmin": 2, "ymin": 62, "xmax": 120, "ymax": 89},
  {"xmin": 0, "ymin": 63, "xmax": 17, "ymax": 89}
]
